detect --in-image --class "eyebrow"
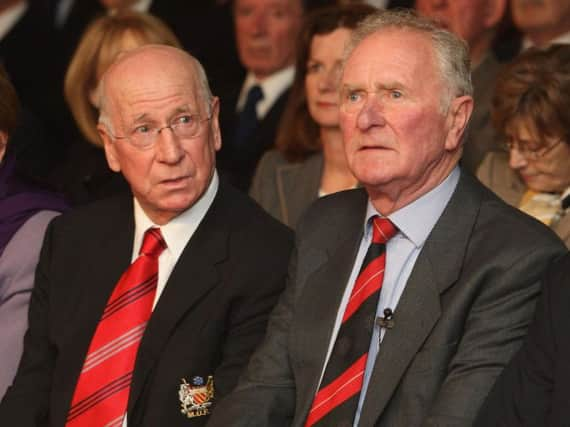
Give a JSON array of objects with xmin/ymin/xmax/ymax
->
[{"xmin": 130, "ymin": 105, "xmax": 194, "ymax": 124}]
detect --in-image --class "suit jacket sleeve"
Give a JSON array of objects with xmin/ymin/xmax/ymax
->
[
  {"xmin": 424, "ymin": 246, "xmax": 562, "ymax": 426},
  {"xmin": 474, "ymin": 254, "xmax": 570, "ymax": 427},
  {"xmin": 207, "ymin": 244, "xmax": 300, "ymax": 427},
  {"xmin": 0, "ymin": 218, "xmax": 58, "ymax": 426}
]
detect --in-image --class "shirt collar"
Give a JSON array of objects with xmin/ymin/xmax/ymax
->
[
  {"xmin": 132, "ymin": 170, "xmax": 219, "ymax": 260},
  {"xmin": 237, "ymin": 66, "xmax": 295, "ymax": 119},
  {"xmin": 363, "ymin": 166, "xmax": 461, "ymax": 248},
  {"xmin": 0, "ymin": 1, "xmax": 27, "ymax": 41}
]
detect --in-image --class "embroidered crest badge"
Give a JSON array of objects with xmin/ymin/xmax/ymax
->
[{"xmin": 179, "ymin": 375, "xmax": 214, "ymax": 418}]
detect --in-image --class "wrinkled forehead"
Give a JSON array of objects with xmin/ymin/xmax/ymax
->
[
  {"xmin": 105, "ymin": 71, "xmax": 203, "ymax": 125},
  {"xmin": 342, "ymin": 29, "xmax": 437, "ymax": 84}
]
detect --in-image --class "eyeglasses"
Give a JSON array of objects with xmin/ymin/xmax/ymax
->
[
  {"xmin": 109, "ymin": 112, "xmax": 212, "ymax": 150},
  {"xmin": 503, "ymin": 138, "xmax": 564, "ymax": 160}
]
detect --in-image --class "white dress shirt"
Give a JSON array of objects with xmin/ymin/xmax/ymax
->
[{"xmin": 236, "ymin": 66, "xmax": 295, "ymax": 120}]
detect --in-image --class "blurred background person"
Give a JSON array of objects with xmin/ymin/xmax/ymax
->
[
  {"xmin": 217, "ymin": 0, "xmax": 305, "ymax": 192},
  {"xmin": 250, "ymin": 4, "xmax": 375, "ymax": 228},
  {"xmin": 54, "ymin": 10, "xmax": 181, "ymax": 205},
  {"xmin": 415, "ymin": 0, "xmax": 511, "ymax": 173},
  {"xmin": 477, "ymin": 44, "xmax": 570, "ymax": 248},
  {"xmin": 0, "ymin": 65, "xmax": 67, "ymax": 399},
  {"xmin": 0, "ymin": 0, "xmax": 63, "ymax": 185},
  {"xmin": 53, "ymin": 0, "xmax": 241, "ymax": 104},
  {"xmin": 511, "ymin": 0, "xmax": 570, "ymax": 49}
]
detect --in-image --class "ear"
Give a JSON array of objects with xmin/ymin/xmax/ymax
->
[
  {"xmin": 98, "ymin": 123, "xmax": 121, "ymax": 172},
  {"xmin": 445, "ymin": 95, "xmax": 474, "ymax": 151},
  {"xmin": 483, "ymin": 0, "xmax": 507, "ymax": 29},
  {"xmin": 209, "ymin": 96, "xmax": 222, "ymax": 152}
]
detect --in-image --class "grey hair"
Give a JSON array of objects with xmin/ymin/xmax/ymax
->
[
  {"xmin": 343, "ymin": 9, "xmax": 473, "ymax": 111},
  {"xmin": 98, "ymin": 50, "xmax": 214, "ymax": 133}
]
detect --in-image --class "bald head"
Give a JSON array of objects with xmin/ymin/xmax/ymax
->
[{"xmin": 98, "ymin": 45, "xmax": 213, "ymax": 128}]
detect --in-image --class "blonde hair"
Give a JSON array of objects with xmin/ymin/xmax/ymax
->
[{"xmin": 64, "ymin": 10, "xmax": 181, "ymax": 146}]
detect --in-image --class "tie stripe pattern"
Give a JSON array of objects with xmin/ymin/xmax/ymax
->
[
  {"xmin": 66, "ymin": 228, "xmax": 166, "ymax": 427},
  {"xmin": 306, "ymin": 217, "xmax": 397, "ymax": 427}
]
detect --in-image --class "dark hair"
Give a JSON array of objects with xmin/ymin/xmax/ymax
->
[
  {"xmin": 276, "ymin": 4, "xmax": 376, "ymax": 162},
  {"xmin": 0, "ymin": 65, "xmax": 20, "ymax": 136},
  {"xmin": 492, "ymin": 44, "xmax": 570, "ymax": 147}
]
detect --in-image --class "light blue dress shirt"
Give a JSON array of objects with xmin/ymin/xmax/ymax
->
[{"xmin": 317, "ymin": 167, "xmax": 460, "ymax": 426}]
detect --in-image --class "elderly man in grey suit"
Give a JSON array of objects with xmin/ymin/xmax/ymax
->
[{"xmin": 206, "ymin": 9, "xmax": 567, "ymax": 427}]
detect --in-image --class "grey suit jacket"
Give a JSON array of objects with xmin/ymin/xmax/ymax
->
[
  {"xmin": 250, "ymin": 150, "xmax": 323, "ymax": 229},
  {"xmin": 477, "ymin": 151, "xmax": 570, "ymax": 248},
  {"xmin": 207, "ymin": 171, "xmax": 566, "ymax": 427}
]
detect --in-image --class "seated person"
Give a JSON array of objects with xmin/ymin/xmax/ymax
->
[
  {"xmin": 0, "ymin": 66, "xmax": 67, "ymax": 399},
  {"xmin": 250, "ymin": 4, "xmax": 375, "ymax": 229},
  {"xmin": 477, "ymin": 44, "xmax": 570, "ymax": 248}
]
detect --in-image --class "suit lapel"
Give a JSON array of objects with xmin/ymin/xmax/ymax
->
[
  {"xmin": 358, "ymin": 172, "xmax": 483, "ymax": 426},
  {"xmin": 128, "ymin": 186, "xmax": 229, "ymax": 411},
  {"xmin": 293, "ymin": 190, "xmax": 368, "ymax": 421}
]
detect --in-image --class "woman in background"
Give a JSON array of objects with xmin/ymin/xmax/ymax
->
[
  {"xmin": 57, "ymin": 10, "xmax": 181, "ymax": 205},
  {"xmin": 477, "ymin": 44, "xmax": 570, "ymax": 247},
  {"xmin": 250, "ymin": 4, "xmax": 375, "ymax": 229},
  {"xmin": 0, "ymin": 67, "xmax": 67, "ymax": 399}
]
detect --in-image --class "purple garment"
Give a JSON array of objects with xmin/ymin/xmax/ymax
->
[{"xmin": 0, "ymin": 154, "xmax": 68, "ymax": 256}]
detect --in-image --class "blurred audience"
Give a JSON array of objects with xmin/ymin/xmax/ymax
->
[
  {"xmin": 477, "ymin": 44, "xmax": 570, "ymax": 247},
  {"xmin": 0, "ymin": 65, "xmax": 67, "ymax": 399},
  {"xmin": 511, "ymin": 0, "xmax": 570, "ymax": 49},
  {"xmin": 217, "ymin": 0, "xmax": 305, "ymax": 191},
  {"xmin": 54, "ymin": 0, "xmax": 241, "ymax": 98},
  {"xmin": 54, "ymin": 10, "xmax": 181, "ymax": 205},
  {"xmin": 0, "ymin": 0, "xmax": 63, "ymax": 183},
  {"xmin": 250, "ymin": 4, "xmax": 375, "ymax": 228},
  {"xmin": 416, "ymin": 0, "xmax": 507, "ymax": 173}
]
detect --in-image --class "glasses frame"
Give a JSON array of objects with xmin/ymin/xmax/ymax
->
[
  {"xmin": 107, "ymin": 111, "xmax": 213, "ymax": 150},
  {"xmin": 503, "ymin": 138, "xmax": 564, "ymax": 161}
]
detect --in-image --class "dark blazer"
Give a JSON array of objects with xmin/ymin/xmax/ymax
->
[
  {"xmin": 475, "ymin": 252, "xmax": 570, "ymax": 427},
  {"xmin": 217, "ymin": 87, "xmax": 290, "ymax": 192},
  {"xmin": 207, "ymin": 171, "xmax": 566, "ymax": 427},
  {"xmin": 250, "ymin": 150, "xmax": 323, "ymax": 229},
  {"xmin": 0, "ymin": 182, "xmax": 293, "ymax": 427}
]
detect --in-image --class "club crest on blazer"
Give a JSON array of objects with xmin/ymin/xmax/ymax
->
[{"xmin": 179, "ymin": 375, "xmax": 214, "ymax": 418}]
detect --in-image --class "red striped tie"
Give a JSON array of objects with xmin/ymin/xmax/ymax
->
[
  {"xmin": 66, "ymin": 228, "xmax": 166, "ymax": 427},
  {"xmin": 305, "ymin": 217, "xmax": 397, "ymax": 427}
]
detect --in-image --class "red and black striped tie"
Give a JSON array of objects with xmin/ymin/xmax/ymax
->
[
  {"xmin": 306, "ymin": 216, "xmax": 397, "ymax": 427},
  {"xmin": 66, "ymin": 227, "xmax": 166, "ymax": 427}
]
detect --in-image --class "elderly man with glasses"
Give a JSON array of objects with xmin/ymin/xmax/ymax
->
[{"xmin": 0, "ymin": 45, "xmax": 293, "ymax": 427}]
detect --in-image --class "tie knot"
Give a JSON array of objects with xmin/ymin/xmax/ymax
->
[
  {"xmin": 371, "ymin": 216, "xmax": 398, "ymax": 244},
  {"xmin": 246, "ymin": 85, "xmax": 264, "ymax": 106},
  {"xmin": 139, "ymin": 228, "xmax": 167, "ymax": 258}
]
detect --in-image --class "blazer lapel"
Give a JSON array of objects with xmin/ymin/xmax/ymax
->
[
  {"xmin": 128, "ymin": 189, "xmax": 229, "ymax": 412},
  {"xmin": 58, "ymin": 197, "xmax": 135, "ymax": 424},
  {"xmin": 293, "ymin": 190, "xmax": 368, "ymax": 422},
  {"xmin": 276, "ymin": 154, "xmax": 323, "ymax": 227},
  {"xmin": 358, "ymin": 172, "xmax": 483, "ymax": 426}
]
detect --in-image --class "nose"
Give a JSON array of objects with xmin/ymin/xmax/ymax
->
[
  {"xmin": 356, "ymin": 94, "xmax": 386, "ymax": 131},
  {"xmin": 508, "ymin": 146, "xmax": 528, "ymax": 170},
  {"xmin": 155, "ymin": 128, "xmax": 184, "ymax": 164},
  {"xmin": 250, "ymin": 10, "xmax": 268, "ymax": 35}
]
